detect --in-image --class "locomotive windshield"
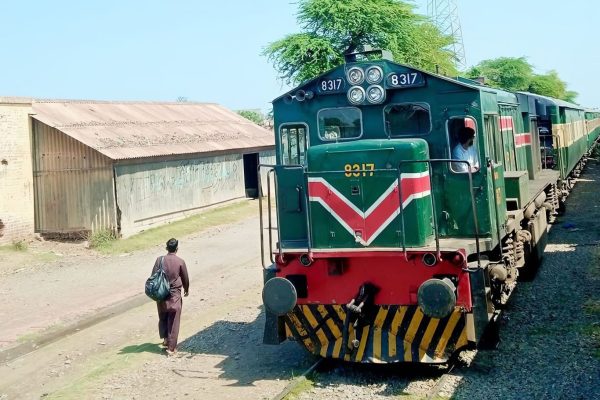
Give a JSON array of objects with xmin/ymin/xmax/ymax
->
[
  {"xmin": 384, "ymin": 103, "xmax": 431, "ymax": 136},
  {"xmin": 318, "ymin": 107, "xmax": 362, "ymax": 141}
]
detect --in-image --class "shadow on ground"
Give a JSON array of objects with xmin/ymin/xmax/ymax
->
[
  {"xmin": 159, "ymin": 304, "xmax": 452, "ymax": 392},
  {"xmin": 119, "ymin": 342, "xmax": 165, "ymax": 355},
  {"xmin": 152, "ymin": 306, "xmax": 315, "ymax": 386}
]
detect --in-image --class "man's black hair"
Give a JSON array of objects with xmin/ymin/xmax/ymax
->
[
  {"xmin": 458, "ymin": 126, "xmax": 476, "ymax": 145},
  {"xmin": 166, "ymin": 238, "xmax": 178, "ymax": 252}
]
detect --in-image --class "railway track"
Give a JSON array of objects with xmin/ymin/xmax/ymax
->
[{"xmin": 270, "ymin": 353, "xmax": 473, "ymax": 400}]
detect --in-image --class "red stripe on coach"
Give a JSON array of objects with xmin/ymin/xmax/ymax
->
[{"xmin": 515, "ymin": 133, "xmax": 532, "ymax": 147}]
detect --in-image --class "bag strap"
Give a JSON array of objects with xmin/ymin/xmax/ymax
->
[{"xmin": 159, "ymin": 256, "xmax": 165, "ymax": 272}]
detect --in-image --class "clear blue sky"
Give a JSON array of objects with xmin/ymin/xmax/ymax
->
[{"xmin": 1, "ymin": 0, "xmax": 598, "ymax": 110}]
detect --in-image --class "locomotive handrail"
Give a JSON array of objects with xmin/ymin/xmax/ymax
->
[
  {"xmin": 258, "ymin": 164, "xmax": 307, "ymax": 269},
  {"xmin": 262, "ymin": 162, "xmax": 479, "ymax": 269},
  {"xmin": 397, "ymin": 159, "xmax": 481, "ymax": 269},
  {"xmin": 258, "ymin": 164, "xmax": 280, "ymax": 269}
]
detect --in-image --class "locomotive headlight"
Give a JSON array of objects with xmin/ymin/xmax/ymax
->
[
  {"xmin": 366, "ymin": 85, "xmax": 385, "ymax": 104},
  {"xmin": 365, "ymin": 66, "xmax": 383, "ymax": 84},
  {"xmin": 346, "ymin": 67, "xmax": 365, "ymax": 85},
  {"xmin": 347, "ymin": 86, "xmax": 366, "ymax": 105}
]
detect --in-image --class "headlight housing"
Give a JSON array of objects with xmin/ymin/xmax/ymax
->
[
  {"xmin": 366, "ymin": 85, "xmax": 385, "ymax": 104},
  {"xmin": 347, "ymin": 86, "xmax": 366, "ymax": 105},
  {"xmin": 346, "ymin": 67, "xmax": 365, "ymax": 85},
  {"xmin": 365, "ymin": 66, "xmax": 383, "ymax": 84}
]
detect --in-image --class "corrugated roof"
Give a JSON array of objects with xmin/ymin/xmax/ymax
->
[{"xmin": 31, "ymin": 100, "xmax": 274, "ymax": 160}]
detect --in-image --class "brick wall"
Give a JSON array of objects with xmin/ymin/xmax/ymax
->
[{"xmin": 0, "ymin": 100, "xmax": 34, "ymax": 244}]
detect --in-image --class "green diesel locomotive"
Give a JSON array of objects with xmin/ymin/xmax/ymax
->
[{"xmin": 260, "ymin": 50, "xmax": 600, "ymax": 364}]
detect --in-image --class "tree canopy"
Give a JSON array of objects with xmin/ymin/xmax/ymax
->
[
  {"xmin": 263, "ymin": 0, "xmax": 457, "ymax": 85},
  {"xmin": 466, "ymin": 57, "xmax": 577, "ymax": 103},
  {"xmin": 237, "ymin": 110, "xmax": 264, "ymax": 125}
]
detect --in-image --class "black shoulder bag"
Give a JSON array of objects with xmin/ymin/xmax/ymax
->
[{"xmin": 145, "ymin": 256, "xmax": 170, "ymax": 301}]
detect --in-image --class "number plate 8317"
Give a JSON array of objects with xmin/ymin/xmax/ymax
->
[
  {"xmin": 344, "ymin": 163, "xmax": 375, "ymax": 177},
  {"xmin": 318, "ymin": 78, "xmax": 345, "ymax": 93},
  {"xmin": 386, "ymin": 72, "xmax": 425, "ymax": 88}
]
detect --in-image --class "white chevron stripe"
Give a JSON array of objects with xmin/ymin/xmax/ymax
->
[
  {"xmin": 308, "ymin": 172, "xmax": 430, "ymax": 245},
  {"xmin": 308, "ymin": 171, "xmax": 429, "ymax": 219}
]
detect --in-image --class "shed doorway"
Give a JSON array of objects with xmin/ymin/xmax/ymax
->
[{"xmin": 243, "ymin": 153, "xmax": 259, "ymax": 198}]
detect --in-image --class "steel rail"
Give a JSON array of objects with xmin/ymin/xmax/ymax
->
[{"xmin": 270, "ymin": 359, "xmax": 324, "ymax": 400}]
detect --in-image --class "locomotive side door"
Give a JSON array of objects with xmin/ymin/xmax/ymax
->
[
  {"xmin": 276, "ymin": 124, "xmax": 309, "ymax": 249},
  {"xmin": 498, "ymin": 105, "xmax": 518, "ymax": 171},
  {"xmin": 442, "ymin": 115, "xmax": 489, "ymax": 238},
  {"xmin": 483, "ymin": 114, "xmax": 508, "ymax": 243}
]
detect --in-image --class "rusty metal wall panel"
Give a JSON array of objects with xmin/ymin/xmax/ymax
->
[
  {"xmin": 32, "ymin": 120, "xmax": 116, "ymax": 235},
  {"xmin": 115, "ymin": 154, "xmax": 245, "ymax": 237}
]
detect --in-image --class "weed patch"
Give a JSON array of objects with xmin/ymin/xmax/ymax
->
[
  {"xmin": 87, "ymin": 229, "xmax": 117, "ymax": 250},
  {"xmin": 282, "ymin": 376, "xmax": 315, "ymax": 400},
  {"xmin": 583, "ymin": 300, "xmax": 600, "ymax": 315},
  {"xmin": 12, "ymin": 240, "xmax": 28, "ymax": 251}
]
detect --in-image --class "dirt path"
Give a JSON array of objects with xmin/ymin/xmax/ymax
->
[{"xmin": 0, "ymin": 210, "xmax": 314, "ymax": 399}]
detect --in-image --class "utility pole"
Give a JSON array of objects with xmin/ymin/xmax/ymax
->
[{"xmin": 427, "ymin": 0, "xmax": 467, "ymax": 70}]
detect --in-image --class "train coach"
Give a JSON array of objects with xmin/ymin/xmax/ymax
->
[{"xmin": 259, "ymin": 50, "xmax": 600, "ymax": 364}]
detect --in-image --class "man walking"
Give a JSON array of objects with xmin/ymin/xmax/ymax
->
[{"xmin": 152, "ymin": 238, "xmax": 189, "ymax": 356}]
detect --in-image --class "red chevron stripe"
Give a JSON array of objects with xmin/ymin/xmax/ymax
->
[
  {"xmin": 399, "ymin": 174, "xmax": 431, "ymax": 205},
  {"xmin": 308, "ymin": 180, "xmax": 364, "ymax": 230},
  {"xmin": 308, "ymin": 174, "xmax": 431, "ymax": 244}
]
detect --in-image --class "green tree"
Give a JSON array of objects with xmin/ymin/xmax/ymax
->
[
  {"xmin": 237, "ymin": 110, "xmax": 264, "ymax": 125},
  {"xmin": 466, "ymin": 57, "xmax": 533, "ymax": 91},
  {"xmin": 467, "ymin": 57, "xmax": 577, "ymax": 102},
  {"xmin": 528, "ymin": 70, "xmax": 578, "ymax": 103},
  {"xmin": 263, "ymin": 0, "xmax": 456, "ymax": 85}
]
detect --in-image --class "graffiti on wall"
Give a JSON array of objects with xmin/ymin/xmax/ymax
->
[{"xmin": 115, "ymin": 154, "xmax": 245, "ymax": 226}]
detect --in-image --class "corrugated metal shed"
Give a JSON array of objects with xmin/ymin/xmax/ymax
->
[
  {"xmin": 30, "ymin": 99, "xmax": 275, "ymax": 237},
  {"xmin": 0, "ymin": 96, "xmax": 33, "ymax": 104},
  {"xmin": 31, "ymin": 100, "xmax": 274, "ymax": 160}
]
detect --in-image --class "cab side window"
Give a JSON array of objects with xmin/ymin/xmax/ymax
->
[
  {"xmin": 384, "ymin": 103, "xmax": 431, "ymax": 136},
  {"xmin": 280, "ymin": 124, "xmax": 307, "ymax": 165},
  {"xmin": 448, "ymin": 117, "xmax": 480, "ymax": 173},
  {"xmin": 318, "ymin": 107, "xmax": 362, "ymax": 141}
]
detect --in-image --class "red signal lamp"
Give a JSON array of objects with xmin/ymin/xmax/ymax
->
[{"xmin": 450, "ymin": 252, "xmax": 465, "ymax": 266}]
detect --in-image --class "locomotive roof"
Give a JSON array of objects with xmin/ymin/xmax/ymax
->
[
  {"xmin": 272, "ymin": 59, "xmax": 518, "ymax": 104},
  {"xmin": 517, "ymin": 91, "xmax": 583, "ymax": 110}
]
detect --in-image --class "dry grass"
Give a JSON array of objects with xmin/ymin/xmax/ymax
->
[{"xmin": 94, "ymin": 200, "xmax": 258, "ymax": 255}]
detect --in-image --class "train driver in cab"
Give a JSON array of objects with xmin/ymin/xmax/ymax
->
[{"xmin": 452, "ymin": 126, "xmax": 479, "ymax": 172}]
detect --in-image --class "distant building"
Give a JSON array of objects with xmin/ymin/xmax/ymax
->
[
  {"xmin": 29, "ymin": 100, "xmax": 275, "ymax": 238},
  {"xmin": 0, "ymin": 97, "xmax": 34, "ymax": 244}
]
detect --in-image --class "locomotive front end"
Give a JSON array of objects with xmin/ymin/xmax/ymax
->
[
  {"xmin": 263, "ymin": 138, "xmax": 476, "ymax": 363},
  {"xmin": 262, "ymin": 56, "xmax": 488, "ymax": 363}
]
